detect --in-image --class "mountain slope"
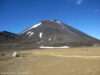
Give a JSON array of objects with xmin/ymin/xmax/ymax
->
[
  {"xmin": 19, "ymin": 20, "xmax": 98, "ymax": 47},
  {"xmin": 0, "ymin": 31, "xmax": 21, "ymax": 43},
  {"xmin": 0, "ymin": 20, "xmax": 99, "ymax": 50}
]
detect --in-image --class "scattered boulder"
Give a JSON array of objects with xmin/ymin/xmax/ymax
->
[
  {"xmin": 12, "ymin": 52, "xmax": 17, "ymax": 57},
  {"xmin": 12, "ymin": 52, "xmax": 25, "ymax": 58}
]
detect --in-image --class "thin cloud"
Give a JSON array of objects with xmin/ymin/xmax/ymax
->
[
  {"xmin": 76, "ymin": 0, "xmax": 83, "ymax": 5},
  {"xmin": 67, "ymin": 0, "xmax": 83, "ymax": 5},
  {"xmin": 94, "ymin": 9, "xmax": 99, "ymax": 12},
  {"xmin": 0, "ymin": 26, "xmax": 8, "ymax": 28}
]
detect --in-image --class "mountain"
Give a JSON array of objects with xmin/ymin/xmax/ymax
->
[
  {"xmin": 0, "ymin": 31, "xmax": 21, "ymax": 43},
  {"xmin": 19, "ymin": 20, "xmax": 98, "ymax": 48},
  {"xmin": 0, "ymin": 31, "xmax": 25, "ymax": 50},
  {"xmin": 0, "ymin": 20, "xmax": 99, "ymax": 50}
]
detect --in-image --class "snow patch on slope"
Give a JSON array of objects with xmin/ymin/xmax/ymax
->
[
  {"xmin": 49, "ymin": 38, "xmax": 51, "ymax": 41},
  {"xmin": 27, "ymin": 31, "xmax": 34, "ymax": 36},
  {"xmin": 39, "ymin": 46, "xmax": 70, "ymax": 48},
  {"xmin": 39, "ymin": 32, "xmax": 43, "ymax": 38},
  {"xmin": 30, "ymin": 22, "xmax": 41, "ymax": 29},
  {"xmin": 20, "ymin": 22, "xmax": 41, "ymax": 34},
  {"xmin": 50, "ymin": 20, "xmax": 62, "ymax": 24},
  {"xmin": 56, "ymin": 21, "xmax": 61, "ymax": 24},
  {"xmin": 50, "ymin": 20, "xmax": 54, "ymax": 21}
]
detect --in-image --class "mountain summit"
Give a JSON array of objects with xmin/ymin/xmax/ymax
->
[{"xmin": 19, "ymin": 20, "xmax": 98, "ymax": 48}]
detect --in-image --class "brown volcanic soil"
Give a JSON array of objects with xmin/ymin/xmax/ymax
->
[{"xmin": 0, "ymin": 47, "xmax": 100, "ymax": 75}]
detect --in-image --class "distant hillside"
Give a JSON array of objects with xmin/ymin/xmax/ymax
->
[{"xmin": 0, "ymin": 31, "xmax": 22, "ymax": 43}]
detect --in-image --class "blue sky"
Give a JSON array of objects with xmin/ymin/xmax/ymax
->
[{"xmin": 0, "ymin": 0, "xmax": 100, "ymax": 39}]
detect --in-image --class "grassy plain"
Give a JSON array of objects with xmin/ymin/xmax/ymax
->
[{"xmin": 0, "ymin": 47, "xmax": 100, "ymax": 75}]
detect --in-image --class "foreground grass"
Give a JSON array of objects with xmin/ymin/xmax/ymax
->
[{"xmin": 0, "ymin": 47, "xmax": 100, "ymax": 75}]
